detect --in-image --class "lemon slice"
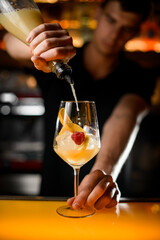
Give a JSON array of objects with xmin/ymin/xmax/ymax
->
[{"xmin": 58, "ymin": 107, "xmax": 84, "ymax": 134}]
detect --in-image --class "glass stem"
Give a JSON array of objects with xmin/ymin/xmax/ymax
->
[{"xmin": 74, "ymin": 168, "xmax": 80, "ymax": 197}]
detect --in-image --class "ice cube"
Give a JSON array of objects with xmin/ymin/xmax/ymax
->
[
  {"xmin": 85, "ymin": 133, "xmax": 93, "ymax": 149},
  {"xmin": 83, "ymin": 125, "xmax": 98, "ymax": 136},
  {"xmin": 56, "ymin": 130, "xmax": 82, "ymax": 150}
]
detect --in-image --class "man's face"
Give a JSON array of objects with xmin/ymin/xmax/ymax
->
[{"xmin": 92, "ymin": 1, "xmax": 143, "ymax": 56}]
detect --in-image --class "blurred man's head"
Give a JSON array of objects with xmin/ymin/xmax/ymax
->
[
  {"xmin": 101, "ymin": 0, "xmax": 151, "ymax": 22},
  {"xmin": 92, "ymin": 0, "xmax": 151, "ymax": 57}
]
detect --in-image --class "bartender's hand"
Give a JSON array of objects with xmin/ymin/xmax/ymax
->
[
  {"xmin": 26, "ymin": 23, "xmax": 76, "ymax": 73},
  {"xmin": 67, "ymin": 170, "xmax": 120, "ymax": 210}
]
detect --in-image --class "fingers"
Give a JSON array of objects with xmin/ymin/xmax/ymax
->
[
  {"xmin": 39, "ymin": 46, "xmax": 76, "ymax": 62},
  {"xmin": 67, "ymin": 170, "xmax": 120, "ymax": 210},
  {"xmin": 30, "ymin": 34, "xmax": 73, "ymax": 57},
  {"xmin": 105, "ymin": 194, "xmax": 118, "ymax": 208},
  {"xmin": 31, "ymin": 46, "xmax": 75, "ymax": 72},
  {"xmin": 68, "ymin": 170, "xmax": 108, "ymax": 209},
  {"xmin": 67, "ymin": 197, "xmax": 75, "ymax": 207},
  {"xmin": 85, "ymin": 176, "xmax": 113, "ymax": 207},
  {"xmin": 26, "ymin": 23, "xmax": 63, "ymax": 43},
  {"xmin": 31, "ymin": 56, "xmax": 51, "ymax": 72},
  {"xmin": 94, "ymin": 183, "xmax": 120, "ymax": 209},
  {"xmin": 26, "ymin": 23, "xmax": 76, "ymax": 65}
]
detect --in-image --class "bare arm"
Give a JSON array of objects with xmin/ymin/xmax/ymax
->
[
  {"xmin": 3, "ymin": 32, "xmax": 33, "ymax": 67},
  {"xmin": 3, "ymin": 23, "xmax": 76, "ymax": 71},
  {"xmin": 68, "ymin": 94, "xmax": 148, "ymax": 209},
  {"xmin": 92, "ymin": 94, "xmax": 148, "ymax": 179}
]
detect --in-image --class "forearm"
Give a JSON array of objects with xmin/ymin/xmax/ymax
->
[
  {"xmin": 3, "ymin": 24, "xmax": 76, "ymax": 72},
  {"xmin": 3, "ymin": 33, "xmax": 33, "ymax": 66},
  {"xmin": 92, "ymin": 113, "xmax": 137, "ymax": 179},
  {"xmin": 92, "ymin": 94, "xmax": 148, "ymax": 180}
]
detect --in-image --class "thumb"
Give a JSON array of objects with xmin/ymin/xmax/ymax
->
[
  {"xmin": 67, "ymin": 197, "xmax": 75, "ymax": 207},
  {"xmin": 31, "ymin": 56, "xmax": 51, "ymax": 73}
]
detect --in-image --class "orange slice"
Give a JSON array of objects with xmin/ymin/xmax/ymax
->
[
  {"xmin": 80, "ymin": 135, "xmax": 89, "ymax": 151},
  {"xmin": 58, "ymin": 107, "xmax": 90, "ymax": 150},
  {"xmin": 58, "ymin": 107, "xmax": 84, "ymax": 134}
]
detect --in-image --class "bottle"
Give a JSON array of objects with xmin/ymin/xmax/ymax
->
[{"xmin": 48, "ymin": 59, "xmax": 74, "ymax": 84}]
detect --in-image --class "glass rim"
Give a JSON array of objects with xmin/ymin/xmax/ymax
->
[{"xmin": 61, "ymin": 100, "xmax": 95, "ymax": 104}]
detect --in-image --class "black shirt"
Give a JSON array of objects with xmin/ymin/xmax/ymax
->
[{"xmin": 32, "ymin": 45, "xmax": 156, "ymax": 197}]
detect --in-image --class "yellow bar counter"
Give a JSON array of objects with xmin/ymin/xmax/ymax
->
[{"xmin": 0, "ymin": 197, "xmax": 160, "ymax": 240}]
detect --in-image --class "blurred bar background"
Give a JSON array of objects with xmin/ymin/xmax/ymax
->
[{"xmin": 0, "ymin": 0, "xmax": 160, "ymax": 196}]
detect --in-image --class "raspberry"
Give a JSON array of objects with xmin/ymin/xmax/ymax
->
[{"xmin": 71, "ymin": 132, "xmax": 85, "ymax": 145}]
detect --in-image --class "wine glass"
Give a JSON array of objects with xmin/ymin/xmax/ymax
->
[{"xmin": 53, "ymin": 101, "xmax": 101, "ymax": 218}]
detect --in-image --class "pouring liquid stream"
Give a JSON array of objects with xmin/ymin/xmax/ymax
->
[
  {"xmin": 70, "ymin": 83, "xmax": 79, "ymax": 112},
  {"xmin": 70, "ymin": 83, "xmax": 82, "ymax": 126}
]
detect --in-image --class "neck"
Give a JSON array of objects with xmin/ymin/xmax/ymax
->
[{"xmin": 83, "ymin": 43, "xmax": 120, "ymax": 81}]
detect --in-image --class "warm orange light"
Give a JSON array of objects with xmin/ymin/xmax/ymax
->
[
  {"xmin": 35, "ymin": 0, "xmax": 58, "ymax": 3},
  {"xmin": 125, "ymin": 19, "xmax": 160, "ymax": 52},
  {"xmin": 125, "ymin": 37, "xmax": 160, "ymax": 52},
  {"xmin": 26, "ymin": 76, "xmax": 37, "ymax": 89},
  {"xmin": 0, "ymin": 40, "xmax": 6, "ymax": 50},
  {"xmin": 87, "ymin": 19, "xmax": 97, "ymax": 29},
  {"xmin": 73, "ymin": 37, "xmax": 84, "ymax": 47}
]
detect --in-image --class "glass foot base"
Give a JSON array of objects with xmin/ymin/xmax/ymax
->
[{"xmin": 56, "ymin": 205, "xmax": 95, "ymax": 218}]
